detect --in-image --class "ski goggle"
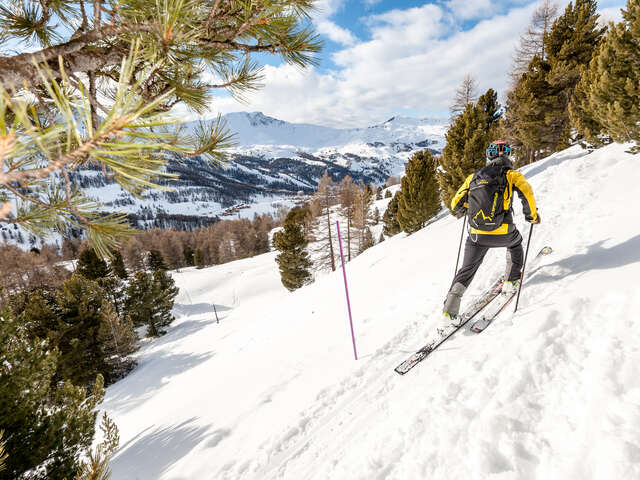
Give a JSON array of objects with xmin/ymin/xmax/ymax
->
[{"xmin": 486, "ymin": 143, "xmax": 512, "ymax": 158}]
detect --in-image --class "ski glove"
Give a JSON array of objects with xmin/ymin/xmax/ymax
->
[
  {"xmin": 527, "ymin": 212, "xmax": 541, "ymax": 224},
  {"xmin": 453, "ymin": 209, "xmax": 466, "ymax": 219}
]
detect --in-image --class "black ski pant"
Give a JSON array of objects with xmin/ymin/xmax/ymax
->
[{"xmin": 452, "ymin": 229, "xmax": 524, "ymax": 289}]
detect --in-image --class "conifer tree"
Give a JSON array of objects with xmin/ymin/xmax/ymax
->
[
  {"xmin": 382, "ymin": 193, "xmax": 402, "ymax": 237},
  {"xmin": 147, "ymin": 250, "xmax": 167, "ymax": 271},
  {"xmin": 77, "ymin": 248, "xmax": 110, "ymax": 280},
  {"xmin": 273, "ymin": 207, "xmax": 312, "ymax": 291},
  {"xmin": 437, "ymin": 90, "xmax": 502, "ymax": 209},
  {"xmin": 55, "ymin": 276, "xmax": 115, "ymax": 385},
  {"xmin": 110, "ymin": 251, "xmax": 128, "ymax": 280},
  {"xmin": 544, "ymin": 0, "xmax": 606, "ymax": 150},
  {"xmin": 97, "ymin": 302, "xmax": 137, "ymax": 380},
  {"xmin": 0, "ymin": 309, "xmax": 105, "ymax": 480},
  {"xmin": 397, "ymin": 150, "xmax": 441, "ymax": 234},
  {"xmin": 183, "ymin": 245, "xmax": 195, "ymax": 266},
  {"xmin": 385, "ymin": 189, "xmax": 392, "ymax": 199},
  {"xmin": 151, "ymin": 270, "xmax": 180, "ymax": 333},
  {"xmin": 125, "ymin": 270, "xmax": 178, "ymax": 336},
  {"xmin": 75, "ymin": 414, "xmax": 120, "ymax": 480},
  {"xmin": 194, "ymin": 249, "xmax": 205, "ymax": 269},
  {"xmin": 506, "ymin": 56, "xmax": 561, "ymax": 162},
  {"xmin": 570, "ymin": 1, "xmax": 640, "ymax": 150}
]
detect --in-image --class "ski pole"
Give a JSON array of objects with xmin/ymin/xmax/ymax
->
[
  {"xmin": 213, "ymin": 303, "xmax": 219, "ymax": 324},
  {"xmin": 336, "ymin": 221, "xmax": 358, "ymax": 361},
  {"xmin": 453, "ymin": 215, "xmax": 466, "ymax": 282},
  {"xmin": 514, "ymin": 223, "xmax": 534, "ymax": 313}
]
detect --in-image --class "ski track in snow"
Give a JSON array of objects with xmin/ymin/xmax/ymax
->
[{"xmin": 102, "ymin": 143, "xmax": 640, "ymax": 480}]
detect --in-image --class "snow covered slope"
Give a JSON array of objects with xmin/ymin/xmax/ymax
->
[{"xmin": 101, "ymin": 143, "xmax": 640, "ymax": 480}]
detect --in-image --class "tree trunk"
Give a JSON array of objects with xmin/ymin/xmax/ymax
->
[{"xmin": 326, "ymin": 208, "xmax": 335, "ymax": 271}]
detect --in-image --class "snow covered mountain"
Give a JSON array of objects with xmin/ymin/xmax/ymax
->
[
  {"xmin": 100, "ymin": 142, "xmax": 640, "ymax": 480},
  {"xmin": 79, "ymin": 113, "xmax": 446, "ymax": 227}
]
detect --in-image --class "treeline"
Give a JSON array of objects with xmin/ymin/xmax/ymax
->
[
  {"xmin": 116, "ymin": 213, "xmax": 276, "ymax": 271},
  {"xmin": 0, "ymin": 246, "xmax": 178, "ymax": 480}
]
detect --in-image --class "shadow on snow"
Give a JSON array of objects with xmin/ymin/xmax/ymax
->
[{"xmin": 110, "ymin": 418, "xmax": 232, "ymax": 479}]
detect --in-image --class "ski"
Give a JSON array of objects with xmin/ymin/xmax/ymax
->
[
  {"xmin": 469, "ymin": 291, "xmax": 516, "ymax": 333},
  {"xmin": 394, "ymin": 246, "xmax": 553, "ymax": 376},
  {"xmin": 394, "ymin": 278, "xmax": 504, "ymax": 375},
  {"xmin": 470, "ymin": 245, "xmax": 553, "ymax": 333}
]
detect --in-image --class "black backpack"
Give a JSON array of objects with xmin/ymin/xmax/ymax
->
[{"xmin": 467, "ymin": 164, "xmax": 509, "ymax": 231}]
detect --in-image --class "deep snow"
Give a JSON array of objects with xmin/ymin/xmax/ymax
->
[{"xmin": 102, "ymin": 143, "xmax": 640, "ymax": 480}]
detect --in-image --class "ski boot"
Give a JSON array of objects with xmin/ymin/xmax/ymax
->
[
  {"xmin": 436, "ymin": 311, "xmax": 462, "ymax": 336},
  {"xmin": 501, "ymin": 279, "xmax": 520, "ymax": 295}
]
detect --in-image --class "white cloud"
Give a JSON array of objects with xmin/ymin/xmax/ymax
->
[
  {"xmin": 446, "ymin": 0, "xmax": 495, "ymax": 21},
  {"xmin": 205, "ymin": 1, "xmax": 625, "ymax": 128},
  {"xmin": 316, "ymin": 19, "xmax": 358, "ymax": 45},
  {"xmin": 310, "ymin": 0, "xmax": 358, "ymax": 46}
]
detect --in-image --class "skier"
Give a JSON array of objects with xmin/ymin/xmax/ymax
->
[{"xmin": 441, "ymin": 141, "xmax": 540, "ymax": 328}]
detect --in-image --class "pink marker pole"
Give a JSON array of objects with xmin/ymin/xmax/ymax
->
[{"xmin": 336, "ymin": 221, "xmax": 358, "ymax": 360}]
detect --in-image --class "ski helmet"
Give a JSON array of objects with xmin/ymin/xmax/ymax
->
[{"xmin": 486, "ymin": 140, "xmax": 512, "ymax": 160}]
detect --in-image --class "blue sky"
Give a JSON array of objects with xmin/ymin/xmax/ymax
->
[{"xmin": 205, "ymin": 1, "xmax": 627, "ymax": 127}]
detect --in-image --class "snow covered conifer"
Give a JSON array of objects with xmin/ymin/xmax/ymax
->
[
  {"xmin": 273, "ymin": 207, "xmax": 312, "ymax": 291},
  {"xmin": 397, "ymin": 150, "xmax": 441, "ymax": 234},
  {"xmin": 385, "ymin": 190, "xmax": 392, "ymax": 199}
]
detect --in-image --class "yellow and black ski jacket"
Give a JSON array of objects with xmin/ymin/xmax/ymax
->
[{"xmin": 451, "ymin": 161, "xmax": 538, "ymax": 235}]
